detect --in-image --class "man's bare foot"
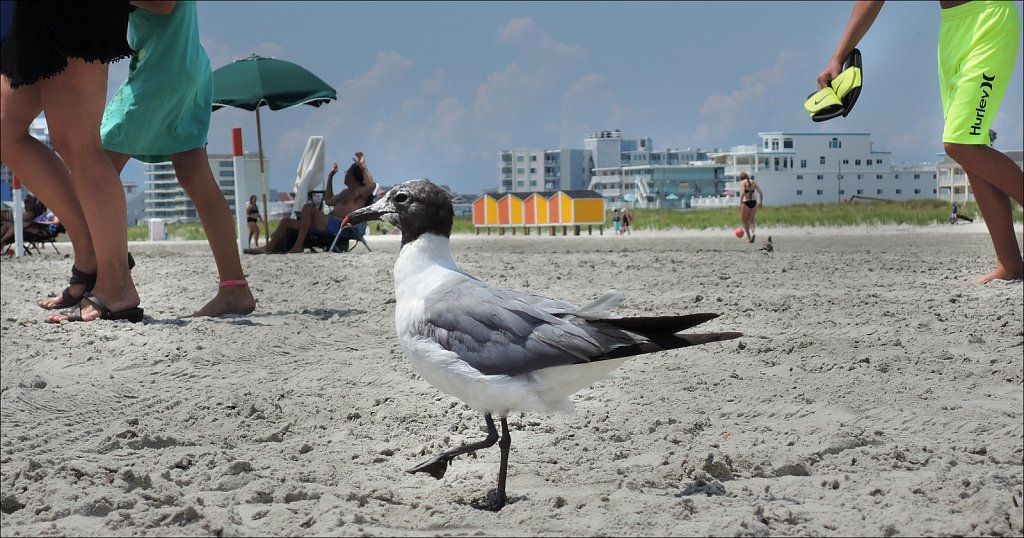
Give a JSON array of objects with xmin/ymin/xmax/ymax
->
[
  {"xmin": 191, "ymin": 285, "xmax": 256, "ymax": 317},
  {"xmin": 972, "ymin": 267, "xmax": 1024, "ymax": 285}
]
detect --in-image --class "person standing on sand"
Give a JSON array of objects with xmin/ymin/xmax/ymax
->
[
  {"xmin": 46, "ymin": 0, "xmax": 256, "ymax": 319},
  {"xmin": 738, "ymin": 172, "xmax": 764, "ymax": 243},
  {"xmin": 2, "ymin": 0, "xmax": 142, "ymax": 323},
  {"xmin": 246, "ymin": 195, "xmax": 261, "ymax": 248},
  {"xmin": 819, "ymin": 0, "xmax": 1022, "ymax": 284}
]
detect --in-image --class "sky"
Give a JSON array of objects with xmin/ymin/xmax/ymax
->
[{"xmin": 109, "ymin": 1, "xmax": 1024, "ymax": 195}]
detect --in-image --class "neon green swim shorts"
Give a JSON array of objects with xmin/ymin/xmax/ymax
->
[{"xmin": 938, "ymin": 0, "xmax": 1021, "ymax": 145}]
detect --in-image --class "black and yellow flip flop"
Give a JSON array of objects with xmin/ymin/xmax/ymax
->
[
  {"xmin": 834, "ymin": 48, "xmax": 862, "ymax": 117},
  {"xmin": 804, "ymin": 48, "xmax": 863, "ymax": 122},
  {"xmin": 804, "ymin": 86, "xmax": 844, "ymax": 122}
]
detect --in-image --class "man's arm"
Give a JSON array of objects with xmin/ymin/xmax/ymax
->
[
  {"xmin": 324, "ymin": 161, "xmax": 340, "ymax": 200},
  {"xmin": 817, "ymin": 1, "xmax": 884, "ymax": 88}
]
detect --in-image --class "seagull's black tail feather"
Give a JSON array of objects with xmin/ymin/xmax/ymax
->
[
  {"xmin": 585, "ymin": 313, "xmax": 742, "ymax": 362},
  {"xmin": 599, "ymin": 313, "xmax": 720, "ymax": 334}
]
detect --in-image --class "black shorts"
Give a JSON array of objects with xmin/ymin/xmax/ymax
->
[
  {"xmin": 743, "ymin": 200, "xmax": 758, "ymax": 209},
  {"xmin": 1, "ymin": 1, "xmax": 133, "ymax": 88}
]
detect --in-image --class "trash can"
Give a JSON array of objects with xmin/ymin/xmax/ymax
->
[{"xmin": 148, "ymin": 218, "xmax": 165, "ymax": 241}]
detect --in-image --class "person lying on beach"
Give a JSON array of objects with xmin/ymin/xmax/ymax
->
[{"xmin": 245, "ymin": 152, "xmax": 376, "ymax": 254}]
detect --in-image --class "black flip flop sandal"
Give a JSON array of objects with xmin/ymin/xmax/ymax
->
[{"xmin": 61, "ymin": 292, "xmax": 144, "ymax": 323}]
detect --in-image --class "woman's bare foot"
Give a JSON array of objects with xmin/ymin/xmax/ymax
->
[
  {"xmin": 37, "ymin": 281, "xmax": 89, "ymax": 309},
  {"xmin": 972, "ymin": 265, "xmax": 1024, "ymax": 285},
  {"xmin": 191, "ymin": 285, "xmax": 256, "ymax": 317}
]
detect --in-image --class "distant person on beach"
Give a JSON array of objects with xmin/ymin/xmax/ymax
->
[
  {"xmin": 246, "ymin": 194, "xmax": 261, "ymax": 248},
  {"xmin": 950, "ymin": 202, "xmax": 958, "ymax": 224},
  {"xmin": 612, "ymin": 208, "xmax": 622, "ymax": 235},
  {"xmin": 819, "ymin": 0, "xmax": 1022, "ymax": 284},
  {"xmin": 622, "ymin": 209, "xmax": 634, "ymax": 235},
  {"xmin": 2, "ymin": 1, "xmax": 142, "ymax": 323},
  {"xmin": 0, "ymin": 195, "xmax": 44, "ymax": 245},
  {"xmin": 45, "ymin": 0, "xmax": 255, "ymax": 318},
  {"xmin": 738, "ymin": 172, "xmax": 764, "ymax": 243},
  {"xmin": 245, "ymin": 153, "xmax": 376, "ymax": 254}
]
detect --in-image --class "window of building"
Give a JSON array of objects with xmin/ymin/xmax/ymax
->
[
  {"xmin": 857, "ymin": 174, "xmax": 863, "ymax": 180},
  {"xmin": 516, "ymin": 168, "xmax": 524, "ymax": 174},
  {"xmin": 771, "ymin": 139, "xmax": 779, "ymax": 151},
  {"xmin": 895, "ymin": 189, "xmax": 902, "ymax": 194},
  {"xmin": 855, "ymin": 159, "xmax": 861, "ymax": 166},
  {"xmin": 839, "ymin": 189, "xmax": 845, "ymax": 195},
  {"xmin": 800, "ymin": 159, "xmax": 807, "ymax": 168},
  {"xmin": 876, "ymin": 174, "xmax": 883, "ymax": 180},
  {"xmin": 796, "ymin": 175, "xmax": 803, "ymax": 180},
  {"xmin": 529, "ymin": 168, "xmax": 536, "ymax": 174},
  {"xmin": 816, "ymin": 190, "xmax": 824, "ymax": 195},
  {"xmin": 218, "ymin": 161, "xmax": 232, "ymax": 168},
  {"xmin": 914, "ymin": 174, "xmax": 921, "ymax": 179},
  {"xmin": 895, "ymin": 174, "xmax": 900, "ymax": 179},
  {"xmin": 530, "ymin": 155, "xmax": 537, "ymax": 161},
  {"xmin": 820, "ymin": 156, "xmax": 826, "ymax": 165},
  {"xmin": 764, "ymin": 139, "xmax": 770, "ymax": 149},
  {"xmin": 783, "ymin": 138, "xmax": 793, "ymax": 149},
  {"xmin": 219, "ymin": 170, "xmax": 233, "ymax": 177},
  {"xmin": 857, "ymin": 189, "xmax": 864, "ymax": 195},
  {"xmin": 516, "ymin": 156, "xmax": 524, "ymax": 162},
  {"xmin": 830, "ymin": 137, "xmax": 841, "ymax": 149},
  {"xmin": 796, "ymin": 190, "xmax": 803, "ymax": 195},
  {"xmin": 843, "ymin": 159, "xmax": 849, "ymax": 165},
  {"xmin": 817, "ymin": 174, "xmax": 823, "ymax": 180},
  {"xmin": 914, "ymin": 189, "xmax": 921, "ymax": 194}
]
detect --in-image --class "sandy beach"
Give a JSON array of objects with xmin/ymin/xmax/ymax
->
[{"xmin": 1, "ymin": 223, "xmax": 1022, "ymax": 537}]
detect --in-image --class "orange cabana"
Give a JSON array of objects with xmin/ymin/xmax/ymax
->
[
  {"xmin": 472, "ymin": 193, "xmax": 499, "ymax": 227},
  {"xmin": 497, "ymin": 193, "xmax": 525, "ymax": 227},
  {"xmin": 524, "ymin": 192, "xmax": 551, "ymax": 226}
]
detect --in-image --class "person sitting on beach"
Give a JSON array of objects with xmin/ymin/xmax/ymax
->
[
  {"xmin": 0, "ymin": 195, "xmax": 45, "ymax": 245},
  {"xmin": 246, "ymin": 152, "xmax": 376, "ymax": 254}
]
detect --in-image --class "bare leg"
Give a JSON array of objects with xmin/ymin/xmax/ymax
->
[
  {"xmin": 43, "ymin": 60, "xmax": 138, "ymax": 322},
  {"xmin": 247, "ymin": 217, "xmax": 298, "ymax": 253},
  {"xmin": 945, "ymin": 143, "xmax": 1024, "ymax": 284},
  {"xmin": 741, "ymin": 205, "xmax": 752, "ymax": 241},
  {"xmin": 169, "ymin": 148, "xmax": 256, "ymax": 316},
  {"xmin": 1, "ymin": 76, "xmax": 99, "ymax": 307},
  {"xmin": 288, "ymin": 203, "xmax": 327, "ymax": 253},
  {"xmin": 749, "ymin": 205, "xmax": 759, "ymax": 241}
]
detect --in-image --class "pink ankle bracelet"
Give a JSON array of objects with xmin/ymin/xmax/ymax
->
[{"xmin": 219, "ymin": 279, "xmax": 249, "ymax": 288}]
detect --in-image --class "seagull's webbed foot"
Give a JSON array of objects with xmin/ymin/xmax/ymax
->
[
  {"xmin": 471, "ymin": 489, "xmax": 508, "ymax": 512},
  {"xmin": 408, "ymin": 413, "xmax": 499, "ymax": 481},
  {"xmin": 407, "ymin": 456, "xmax": 451, "ymax": 479}
]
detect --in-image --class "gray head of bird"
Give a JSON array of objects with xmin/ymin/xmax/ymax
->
[{"xmin": 344, "ymin": 179, "xmax": 454, "ymax": 246}]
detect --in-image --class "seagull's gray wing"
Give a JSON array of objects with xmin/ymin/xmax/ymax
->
[{"xmin": 419, "ymin": 280, "xmax": 636, "ymax": 376}]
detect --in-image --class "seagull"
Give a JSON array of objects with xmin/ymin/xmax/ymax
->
[{"xmin": 343, "ymin": 179, "xmax": 741, "ymax": 511}]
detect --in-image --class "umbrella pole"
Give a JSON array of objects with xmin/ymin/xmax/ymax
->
[{"xmin": 256, "ymin": 106, "xmax": 270, "ymax": 244}]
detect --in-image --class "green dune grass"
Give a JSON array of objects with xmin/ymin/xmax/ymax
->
[{"xmin": 128, "ymin": 199, "xmax": 1021, "ymax": 240}]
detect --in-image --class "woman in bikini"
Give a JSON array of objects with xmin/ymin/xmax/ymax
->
[
  {"xmin": 246, "ymin": 195, "xmax": 261, "ymax": 248},
  {"xmin": 738, "ymin": 172, "xmax": 764, "ymax": 243}
]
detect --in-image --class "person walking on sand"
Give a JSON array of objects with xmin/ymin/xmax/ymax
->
[
  {"xmin": 45, "ymin": 0, "xmax": 256, "ymax": 318},
  {"xmin": 246, "ymin": 195, "xmax": 261, "ymax": 248},
  {"xmin": 612, "ymin": 208, "xmax": 622, "ymax": 235},
  {"xmin": 622, "ymin": 209, "xmax": 634, "ymax": 235},
  {"xmin": 738, "ymin": 172, "xmax": 764, "ymax": 243},
  {"xmin": 2, "ymin": 1, "xmax": 142, "ymax": 323},
  {"xmin": 819, "ymin": 0, "xmax": 1022, "ymax": 284}
]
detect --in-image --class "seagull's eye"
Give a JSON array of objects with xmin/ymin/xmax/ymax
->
[{"xmin": 393, "ymin": 192, "xmax": 410, "ymax": 204}]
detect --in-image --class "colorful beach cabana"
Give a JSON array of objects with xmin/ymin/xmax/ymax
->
[
  {"xmin": 524, "ymin": 192, "xmax": 551, "ymax": 227},
  {"xmin": 472, "ymin": 193, "xmax": 499, "ymax": 228},
  {"xmin": 497, "ymin": 193, "xmax": 526, "ymax": 227}
]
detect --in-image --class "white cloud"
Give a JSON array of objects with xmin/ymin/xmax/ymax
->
[
  {"xmin": 694, "ymin": 48, "xmax": 803, "ymax": 144},
  {"xmin": 498, "ymin": 17, "xmax": 534, "ymax": 42}
]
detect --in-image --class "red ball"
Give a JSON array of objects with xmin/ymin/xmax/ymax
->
[{"xmin": 735, "ymin": 227, "xmax": 745, "ymax": 238}]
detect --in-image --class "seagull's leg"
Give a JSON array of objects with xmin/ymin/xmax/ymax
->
[
  {"xmin": 489, "ymin": 416, "xmax": 513, "ymax": 511},
  {"xmin": 408, "ymin": 413, "xmax": 499, "ymax": 479}
]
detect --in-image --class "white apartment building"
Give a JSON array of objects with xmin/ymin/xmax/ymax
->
[
  {"xmin": 709, "ymin": 132, "xmax": 937, "ymax": 206},
  {"xmin": 499, "ymin": 148, "xmax": 588, "ymax": 193},
  {"xmin": 144, "ymin": 153, "xmax": 264, "ymax": 223}
]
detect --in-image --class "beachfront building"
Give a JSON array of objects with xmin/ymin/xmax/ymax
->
[
  {"xmin": 499, "ymin": 148, "xmax": 588, "ymax": 194},
  {"xmin": 708, "ymin": 132, "xmax": 938, "ymax": 207},
  {"xmin": 585, "ymin": 129, "xmax": 720, "ymax": 209},
  {"xmin": 935, "ymin": 149, "xmax": 1023, "ymax": 204},
  {"xmin": 143, "ymin": 153, "xmax": 264, "ymax": 223}
]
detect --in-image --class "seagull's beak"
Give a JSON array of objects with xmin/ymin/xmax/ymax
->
[{"xmin": 344, "ymin": 195, "xmax": 396, "ymax": 228}]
